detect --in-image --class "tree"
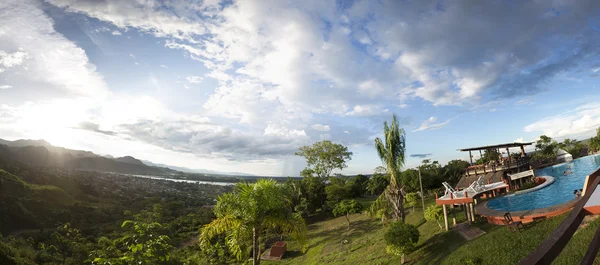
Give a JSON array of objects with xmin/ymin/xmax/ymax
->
[
  {"xmin": 347, "ymin": 174, "xmax": 369, "ymax": 198},
  {"xmin": 46, "ymin": 223, "xmax": 86, "ymax": 265},
  {"xmin": 590, "ymin": 128, "xmax": 600, "ymax": 153},
  {"xmin": 325, "ymin": 177, "xmax": 351, "ymax": 209},
  {"xmin": 91, "ymin": 220, "xmax": 173, "ymax": 265},
  {"xmin": 332, "ymin": 200, "xmax": 363, "ymax": 229},
  {"xmin": 367, "ymin": 173, "xmax": 390, "ymax": 196},
  {"xmin": 370, "ymin": 114, "xmax": 408, "ymax": 222},
  {"xmin": 559, "ymin": 138, "xmax": 585, "ymax": 159},
  {"xmin": 295, "ymin": 140, "xmax": 353, "ymax": 179},
  {"xmin": 200, "ymin": 179, "xmax": 307, "ymax": 265},
  {"xmin": 384, "ymin": 222, "xmax": 419, "ymax": 264},
  {"xmin": 442, "ymin": 160, "xmax": 469, "ymax": 186},
  {"xmin": 532, "ymin": 135, "xmax": 558, "ymax": 163},
  {"xmin": 301, "ymin": 176, "xmax": 326, "ymax": 214},
  {"xmin": 400, "ymin": 169, "xmax": 420, "ymax": 193},
  {"xmin": 404, "ymin": 193, "xmax": 418, "ymax": 213},
  {"xmin": 475, "ymin": 149, "xmax": 500, "ymax": 164},
  {"xmin": 424, "ymin": 205, "xmax": 444, "ymax": 231}
]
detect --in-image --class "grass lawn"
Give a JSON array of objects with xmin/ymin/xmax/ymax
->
[{"xmin": 264, "ymin": 197, "xmax": 599, "ymax": 265}]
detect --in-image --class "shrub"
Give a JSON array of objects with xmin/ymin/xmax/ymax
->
[{"xmin": 384, "ymin": 222, "xmax": 419, "ymax": 263}]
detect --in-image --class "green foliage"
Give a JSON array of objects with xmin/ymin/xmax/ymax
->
[
  {"xmin": 332, "ymin": 200, "xmax": 363, "ymax": 229},
  {"xmin": 367, "ymin": 172, "xmax": 389, "ymax": 196},
  {"xmin": 558, "ymin": 138, "xmax": 586, "ymax": 159},
  {"xmin": 301, "ymin": 176, "xmax": 326, "ymax": 214},
  {"xmin": 325, "ymin": 177, "xmax": 351, "ymax": 209},
  {"xmin": 347, "ymin": 174, "xmax": 369, "ymax": 198},
  {"xmin": 372, "ymin": 114, "xmax": 407, "ymax": 222},
  {"xmin": 200, "ymin": 179, "xmax": 307, "ymax": 265},
  {"xmin": 475, "ymin": 149, "xmax": 500, "ymax": 164},
  {"xmin": 441, "ymin": 160, "xmax": 469, "ymax": 186},
  {"xmin": 424, "ymin": 205, "xmax": 444, "ymax": 231},
  {"xmin": 91, "ymin": 219, "xmax": 173, "ymax": 265},
  {"xmin": 532, "ymin": 135, "xmax": 558, "ymax": 163},
  {"xmin": 404, "ymin": 193, "xmax": 418, "ymax": 212},
  {"xmin": 590, "ymin": 128, "xmax": 600, "ymax": 152},
  {"xmin": 384, "ymin": 222, "xmax": 419, "ymax": 255},
  {"xmin": 400, "ymin": 169, "xmax": 420, "ymax": 193},
  {"xmin": 295, "ymin": 140, "xmax": 353, "ymax": 179}
]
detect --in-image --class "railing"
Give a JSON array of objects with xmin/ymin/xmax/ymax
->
[
  {"xmin": 466, "ymin": 157, "xmax": 531, "ymax": 176},
  {"xmin": 518, "ymin": 166, "xmax": 600, "ymax": 265}
]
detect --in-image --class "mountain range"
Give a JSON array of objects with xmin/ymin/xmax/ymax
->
[{"xmin": 0, "ymin": 138, "xmax": 250, "ymax": 177}]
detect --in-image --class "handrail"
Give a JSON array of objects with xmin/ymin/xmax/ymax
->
[{"xmin": 518, "ymin": 167, "xmax": 600, "ymax": 264}]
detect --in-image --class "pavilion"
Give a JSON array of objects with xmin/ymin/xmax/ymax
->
[{"xmin": 434, "ymin": 142, "xmax": 536, "ymax": 231}]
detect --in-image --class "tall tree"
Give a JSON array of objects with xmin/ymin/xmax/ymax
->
[
  {"xmin": 295, "ymin": 140, "xmax": 353, "ymax": 179},
  {"xmin": 200, "ymin": 179, "xmax": 307, "ymax": 265},
  {"xmin": 370, "ymin": 114, "xmax": 408, "ymax": 222},
  {"xmin": 590, "ymin": 128, "xmax": 600, "ymax": 153}
]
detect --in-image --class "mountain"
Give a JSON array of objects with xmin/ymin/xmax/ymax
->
[
  {"xmin": 114, "ymin": 156, "xmax": 145, "ymax": 166},
  {"xmin": 0, "ymin": 138, "xmax": 180, "ymax": 176}
]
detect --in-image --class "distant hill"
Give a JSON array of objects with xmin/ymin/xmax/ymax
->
[
  {"xmin": 0, "ymin": 138, "xmax": 179, "ymax": 176},
  {"xmin": 0, "ymin": 138, "xmax": 258, "ymax": 178}
]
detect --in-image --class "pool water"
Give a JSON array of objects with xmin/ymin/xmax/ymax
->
[{"xmin": 487, "ymin": 154, "xmax": 600, "ymax": 212}]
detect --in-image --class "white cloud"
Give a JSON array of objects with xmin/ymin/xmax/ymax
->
[
  {"xmin": 311, "ymin": 124, "xmax": 330, "ymax": 132},
  {"xmin": 160, "ymin": 64, "xmax": 168, "ymax": 68},
  {"xmin": 0, "ymin": 0, "xmax": 108, "ymax": 98},
  {"xmin": 346, "ymin": 105, "xmax": 388, "ymax": 116},
  {"xmin": 413, "ymin": 116, "xmax": 451, "ymax": 132},
  {"xmin": 186, "ymin": 75, "xmax": 203, "ymax": 84},
  {"xmin": 524, "ymin": 103, "xmax": 600, "ymax": 138},
  {"xmin": 0, "ymin": 50, "xmax": 27, "ymax": 72},
  {"xmin": 0, "ymin": 84, "xmax": 11, "ymax": 89},
  {"xmin": 111, "ymin": 30, "xmax": 122, "ymax": 36}
]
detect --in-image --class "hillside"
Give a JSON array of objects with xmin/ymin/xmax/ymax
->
[{"xmin": 0, "ymin": 138, "xmax": 180, "ymax": 176}]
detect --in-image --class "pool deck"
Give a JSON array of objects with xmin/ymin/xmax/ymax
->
[
  {"xmin": 476, "ymin": 197, "xmax": 581, "ymax": 225},
  {"xmin": 583, "ymin": 187, "xmax": 600, "ymax": 214}
]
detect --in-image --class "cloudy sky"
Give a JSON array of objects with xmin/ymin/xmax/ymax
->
[{"xmin": 1, "ymin": 0, "xmax": 600, "ymax": 176}]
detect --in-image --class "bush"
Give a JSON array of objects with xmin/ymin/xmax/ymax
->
[
  {"xmin": 384, "ymin": 222, "xmax": 419, "ymax": 256},
  {"xmin": 424, "ymin": 205, "xmax": 444, "ymax": 231}
]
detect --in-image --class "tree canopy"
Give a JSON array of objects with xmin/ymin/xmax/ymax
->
[
  {"xmin": 295, "ymin": 140, "xmax": 353, "ymax": 179},
  {"xmin": 200, "ymin": 179, "xmax": 307, "ymax": 265}
]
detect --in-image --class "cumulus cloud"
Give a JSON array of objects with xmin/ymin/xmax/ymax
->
[
  {"xmin": 0, "ymin": 84, "xmax": 11, "ymax": 89},
  {"xmin": 311, "ymin": 124, "xmax": 330, "ymax": 132},
  {"xmin": 524, "ymin": 103, "xmax": 600, "ymax": 138},
  {"xmin": 413, "ymin": 117, "xmax": 451, "ymax": 132},
  {"xmin": 0, "ymin": 0, "xmax": 109, "ymax": 100}
]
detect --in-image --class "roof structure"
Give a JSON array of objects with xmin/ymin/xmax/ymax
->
[{"xmin": 458, "ymin": 142, "xmax": 534, "ymax": 152}]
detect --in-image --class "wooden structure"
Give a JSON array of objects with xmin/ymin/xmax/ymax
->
[
  {"xmin": 518, "ymin": 166, "xmax": 600, "ymax": 265},
  {"xmin": 459, "ymin": 142, "xmax": 534, "ymax": 176}
]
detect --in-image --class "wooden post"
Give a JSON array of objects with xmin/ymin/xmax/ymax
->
[
  {"xmin": 469, "ymin": 150, "xmax": 473, "ymax": 165},
  {"xmin": 443, "ymin": 204, "xmax": 449, "ymax": 231},
  {"xmin": 521, "ymin": 145, "xmax": 526, "ymax": 156},
  {"xmin": 466, "ymin": 203, "xmax": 472, "ymax": 224},
  {"xmin": 469, "ymin": 203, "xmax": 476, "ymax": 222},
  {"xmin": 452, "ymin": 204, "xmax": 457, "ymax": 226}
]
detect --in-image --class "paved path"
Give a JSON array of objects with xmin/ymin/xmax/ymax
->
[{"xmin": 455, "ymin": 223, "xmax": 486, "ymax": 241}]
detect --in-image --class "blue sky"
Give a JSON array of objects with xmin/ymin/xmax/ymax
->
[{"xmin": 1, "ymin": 0, "xmax": 600, "ymax": 176}]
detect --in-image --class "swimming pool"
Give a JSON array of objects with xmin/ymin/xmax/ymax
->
[{"xmin": 487, "ymin": 154, "xmax": 600, "ymax": 212}]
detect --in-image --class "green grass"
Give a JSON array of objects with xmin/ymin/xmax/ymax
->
[
  {"xmin": 264, "ymin": 196, "xmax": 454, "ymax": 265},
  {"xmin": 263, "ymin": 195, "xmax": 600, "ymax": 265}
]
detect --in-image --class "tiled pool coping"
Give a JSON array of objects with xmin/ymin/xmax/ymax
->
[{"xmin": 475, "ymin": 197, "xmax": 580, "ymax": 225}]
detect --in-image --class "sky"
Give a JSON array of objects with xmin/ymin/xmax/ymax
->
[{"xmin": 1, "ymin": 0, "xmax": 600, "ymax": 176}]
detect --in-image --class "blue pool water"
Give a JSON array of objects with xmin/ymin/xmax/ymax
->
[{"xmin": 487, "ymin": 155, "xmax": 600, "ymax": 212}]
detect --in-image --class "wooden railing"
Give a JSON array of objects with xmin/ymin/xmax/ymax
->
[{"xmin": 518, "ymin": 167, "xmax": 600, "ymax": 265}]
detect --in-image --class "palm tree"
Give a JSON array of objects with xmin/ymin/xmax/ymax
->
[
  {"xmin": 200, "ymin": 179, "xmax": 307, "ymax": 265},
  {"xmin": 370, "ymin": 114, "xmax": 407, "ymax": 223}
]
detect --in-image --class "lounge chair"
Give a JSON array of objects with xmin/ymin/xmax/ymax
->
[
  {"xmin": 442, "ymin": 182, "xmax": 462, "ymax": 198},
  {"xmin": 503, "ymin": 212, "xmax": 523, "ymax": 232}
]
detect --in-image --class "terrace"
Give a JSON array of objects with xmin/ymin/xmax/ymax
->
[{"xmin": 459, "ymin": 142, "xmax": 534, "ymax": 176}]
